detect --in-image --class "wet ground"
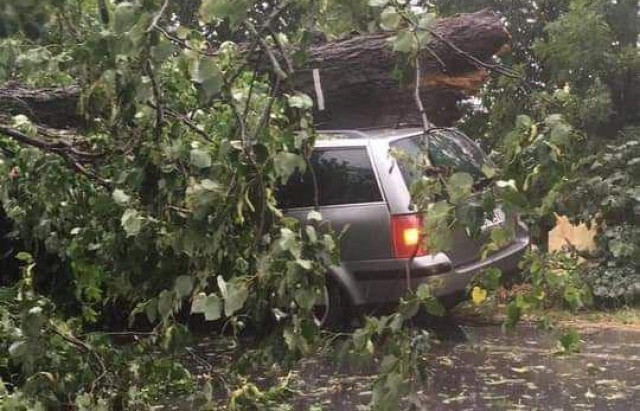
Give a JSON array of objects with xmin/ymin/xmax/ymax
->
[
  {"xmin": 185, "ymin": 318, "xmax": 640, "ymax": 410},
  {"xmin": 291, "ymin": 322, "xmax": 640, "ymax": 410}
]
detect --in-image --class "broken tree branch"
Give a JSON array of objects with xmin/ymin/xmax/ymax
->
[{"xmin": 0, "ymin": 124, "xmax": 110, "ymax": 188}]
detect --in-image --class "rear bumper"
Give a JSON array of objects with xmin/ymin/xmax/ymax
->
[{"xmin": 340, "ymin": 222, "xmax": 530, "ymax": 305}]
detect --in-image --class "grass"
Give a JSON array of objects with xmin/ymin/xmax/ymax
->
[{"xmin": 452, "ymin": 303, "xmax": 640, "ymax": 330}]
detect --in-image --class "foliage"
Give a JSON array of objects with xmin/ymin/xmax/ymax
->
[
  {"xmin": 434, "ymin": 0, "xmax": 640, "ymax": 308},
  {"xmin": 470, "ymin": 249, "xmax": 592, "ymax": 328},
  {"xmin": 1, "ymin": 253, "xmax": 194, "ymax": 409},
  {"xmin": 560, "ymin": 129, "xmax": 640, "ymax": 301},
  {"xmin": 0, "ymin": 0, "xmax": 339, "ymax": 407},
  {"xmin": 0, "ymin": 0, "xmax": 639, "ymax": 408}
]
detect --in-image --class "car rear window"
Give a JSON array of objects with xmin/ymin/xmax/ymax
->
[
  {"xmin": 390, "ymin": 129, "xmax": 493, "ymax": 186},
  {"xmin": 277, "ymin": 148, "xmax": 383, "ymax": 208}
]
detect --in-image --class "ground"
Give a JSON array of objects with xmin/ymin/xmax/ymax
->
[{"xmin": 174, "ymin": 308, "xmax": 640, "ymax": 410}]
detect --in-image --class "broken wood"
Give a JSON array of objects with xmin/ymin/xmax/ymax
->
[{"xmin": 293, "ymin": 9, "xmax": 511, "ymax": 128}]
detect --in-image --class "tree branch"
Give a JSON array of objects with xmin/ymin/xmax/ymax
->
[
  {"xmin": 0, "ymin": 125, "xmax": 110, "ymax": 188},
  {"xmin": 146, "ymin": 0, "xmax": 170, "ymax": 32},
  {"xmin": 146, "ymin": 61, "xmax": 165, "ymax": 141}
]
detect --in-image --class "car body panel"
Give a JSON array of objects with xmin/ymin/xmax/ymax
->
[{"xmin": 281, "ymin": 128, "xmax": 530, "ymax": 308}]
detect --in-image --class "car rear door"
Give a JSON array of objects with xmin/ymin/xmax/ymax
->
[{"xmin": 277, "ymin": 145, "xmax": 392, "ymax": 262}]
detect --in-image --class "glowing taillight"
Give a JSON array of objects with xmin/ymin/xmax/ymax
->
[{"xmin": 391, "ymin": 214, "xmax": 428, "ymax": 258}]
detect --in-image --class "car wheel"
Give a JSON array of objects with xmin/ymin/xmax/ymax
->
[
  {"xmin": 312, "ymin": 281, "xmax": 346, "ymax": 329},
  {"xmin": 439, "ymin": 290, "xmax": 467, "ymax": 311}
]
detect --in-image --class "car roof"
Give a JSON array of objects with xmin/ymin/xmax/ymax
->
[{"xmin": 314, "ymin": 128, "xmax": 424, "ymax": 147}]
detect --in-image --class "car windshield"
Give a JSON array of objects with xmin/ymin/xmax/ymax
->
[{"xmin": 390, "ymin": 129, "xmax": 494, "ymax": 187}]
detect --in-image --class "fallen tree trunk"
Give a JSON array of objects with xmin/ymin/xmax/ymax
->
[
  {"xmin": 295, "ymin": 9, "xmax": 510, "ymax": 128},
  {"xmin": 0, "ymin": 9, "xmax": 509, "ymax": 129},
  {"xmin": 0, "ymin": 84, "xmax": 81, "ymax": 129}
]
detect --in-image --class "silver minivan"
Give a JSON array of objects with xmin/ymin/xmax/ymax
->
[{"xmin": 277, "ymin": 128, "xmax": 530, "ymax": 327}]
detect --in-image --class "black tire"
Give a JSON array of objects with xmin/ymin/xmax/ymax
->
[
  {"xmin": 439, "ymin": 290, "xmax": 467, "ymax": 311},
  {"xmin": 313, "ymin": 280, "xmax": 347, "ymax": 330}
]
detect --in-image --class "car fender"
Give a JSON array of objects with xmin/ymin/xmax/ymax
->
[{"xmin": 327, "ymin": 264, "xmax": 364, "ymax": 306}]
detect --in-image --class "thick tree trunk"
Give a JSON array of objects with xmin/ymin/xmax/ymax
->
[
  {"xmin": 0, "ymin": 83, "xmax": 81, "ymax": 129},
  {"xmin": 293, "ymin": 9, "xmax": 510, "ymax": 128},
  {"xmin": 0, "ymin": 9, "xmax": 509, "ymax": 129}
]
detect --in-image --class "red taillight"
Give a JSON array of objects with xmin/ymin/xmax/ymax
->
[{"xmin": 391, "ymin": 214, "xmax": 428, "ymax": 258}]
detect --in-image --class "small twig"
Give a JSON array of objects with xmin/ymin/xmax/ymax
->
[
  {"xmin": 423, "ymin": 26, "xmax": 520, "ymax": 78},
  {"xmin": 242, "ymin": 57, "xmax": 263, "ymax": 123},
  {"xmin": 254, "ymin": 77, "xmax": 282, "ymax": 139},
  {"xmin": 167, "ymin": 204, "xmax": 191, "ymax": 214},
  {"xmin": 152, "ymin": 103, "xmax": 210, "ymax": 141},
  {"xmin": 50, "ymin": 326, "xmax": 108, "ymax": 393},
  {"xmin": 146, "ymin": 61, "xmax": 164, "ymax": 140},
  {"xmin": 185, "ymin": 347, "xmax": 231, "ymax": 395},
  {"xmin": 414, "ymin": 58, "xmax": 431, "ymax": 136},
  {"xmin": 146, "ymin": 0, "xmax": 170, "ymax": 32},
  {"xmin": 423, "ymin": 44, "xmax": 446, "ymax": 70},
  {"xmin": 267, "ymin": 27, "xmax": 294, "ymax": 76},
  {"xmin": 245, "ymin": 21, "xmax": 287, "ymax": 81}
]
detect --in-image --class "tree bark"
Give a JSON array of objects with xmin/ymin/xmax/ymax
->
[
  {"xmin": 0, "ymin": 9, "xmax": 510, "ymax": 129},
  {"xmin": 0, "ymin": 83, "xmax": 81, "ymax": 129},
  {"xmin": 293, "ymin": 9, "xmax": 510, "ymax": 128}
]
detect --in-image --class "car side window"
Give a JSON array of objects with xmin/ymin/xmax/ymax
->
[{"xmin": 276, "ymin": 147, "xmax": 382, "ymax": 208}]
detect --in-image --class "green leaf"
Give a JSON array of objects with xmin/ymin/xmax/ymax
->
[
  {"xmin": 294, "ymin": 288, "xmax": 316, "ymax": 311},
  {"xmin": 145, "ymin": 300, "xmax": 157, "ymax": 323},
  {"xmin": 174, "ymin": 276, "xmax": 194, "ymax": 298},
  {"xmin": 380, "ymin": 7, "xmax": 400, "ymax": 30},
  {"xmin": 447, "ymin": 172, "xmax": 474, "ymax": 203},
  {"xmin": 113, "ymin": 2, "xmax": 139, "ymax": 33},
  {"xmin": 505, "ymin": 301, "xmax": 521, "ymax": 328},
  {"xmin": 224, "ymin": 281, "xmax": 248, "ymax": 317},
  {"xmin": 380, "ymin": 355, "xmax": 398, "ymax": 373},
  {"xmin": 392, "ymin": 30, "xmax": 415, "ymax": 53},
  {"xmin": 203, "ymin": 295, "xmax": 222, "ymax": 321},
  {"xmin": 274, "ymin": 152, "xmax": 306, "ymax": 182},
  {"xmin": 8, "ymin": 341, "xmax": 26, "ymax": 358},
  {"xmin": 515, "ymin": 114, "xmax": 533, "ymax": 130},
  {"xmin": 15, "ymin": 252, "xmax": 33, "ymax": 263},
  {"xmin": 191, "ymin": 293, "xmax": 207, "ymax": 314},
  {"xmin": 157, "ymin": 290, "xmax": 173, "ymax": 319},
  {"xmin": 121, "ymin": 209, "xmax": 143, "ymax": 237},
  {"xmin": 305, "ymin": 225, "xmax": 317, "ymax": 243},
  {"xmin": 288, "ymin": 92, "xmax": 314, "ymax": 109},
  {"xmin": 418, "ymin": 12, "xmax": 436, "ymax": 30},
  {"xmin": 482, "ymin": 164, "xmax": 496, "ymax": 179},
  {"xmin": 200, "ymin": 0, "xmax": 248, "ymax": 27},
  {"xmin": 190, "ymin": 148, "xmax": 212, "ymax": 169},
  {"xmin": 416, "ymin": 284, "xmax": 432, "ymax": 300},
  {"xmin": 151, "ymin": 40, "xmax": 174, "ymax": 64},
  {"xmin": 112, "ymin": 189, "xmax": 131, "ymax": 206},
  {"xmin": 191, "ymin": 57, "xmax": 223, "ymax": 101},
  {"xmin": 368, "ymin": 0, "xmax": 389, "ymax": 7},
  {"xmin": 296, "ymin": 258, "xmax": 313, "ymax": 270},
  {"xmin": 550, "ymin": 122, "xmax": 572, "ymax": 146},
  {"xmin": 423, "ymin": 297, "xmax": 445, "ymax": 317},
  {"xmin": 482, "ymin": 268, "xmax": 503, "ymax": 290},
  {"xmin": 426, "ymin": 201, "xmax": 453, "ymax": 252},
  {"xmin": 307, "ymin": 210, "xmax": 322, "ymax": 221},
  {"xmin": 557, "ymin": 328, "xmax": 581, "ymax": 354},
  {"xmin": 12, "ymin": 115, "xmax": 36, "ymax": 137}
]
